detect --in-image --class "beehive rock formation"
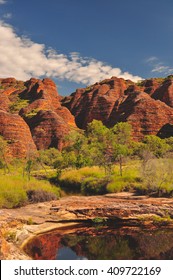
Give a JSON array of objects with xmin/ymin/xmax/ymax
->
[
  {"xmin": 62, "ymin": 75, "xmax": 173, "ymax": 139},
  {"xmin": 0, "ymin": 77, "xmax": 76, "ymax": 157},
  {"xmin": 1, "ymin": 75, "xmax": 173, "ymax": 158}
]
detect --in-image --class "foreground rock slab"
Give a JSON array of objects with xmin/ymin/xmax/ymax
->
[{"xmin": 1, "ymin": 192, "xmax": 173, "ymax": 259}]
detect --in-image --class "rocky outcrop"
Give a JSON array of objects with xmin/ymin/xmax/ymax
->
[
  {"xmin": 24, "ymin": 110, "xmax": 70, "ymax": 150},
  {"xmin": 109, "ymin": 91, "xmax": 173, "ymax": 140},
  {"xmin": 1, "ymin": 75, "xmax": 173, "ymax": 156},
  {"xmin": 0, "ymin": 77, "xmax": 76, "ymax": 156},
  {"xmin": 151, "ymin": 77, "xmax": 173, "ymax": 107},
  {"xmin": 62, "ymin": 75, "xmax": 173, "ymax": 139},
  {"xmin": 19, "ymin": 78, "xmax": 76, "ymax": 150},
  {"xmin": 0, "ymin": 110, "xmax": 37, "ymax": 158},
  {"xmin": 63, "ymin": 77, "xmax": 131, "ymax": 128},
  {"xmin": 0, "ymin": 92, "xmax": 11, "ymax": 111}
]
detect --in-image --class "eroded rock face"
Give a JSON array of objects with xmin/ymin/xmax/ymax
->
[
  {"xmin": 0, "ymin": 92, "xmax": 11, "ymax": 111},
  {"xmin": 151, "ymin": 77, "xmax": 173, "ymax": 107},
  {"xmin": 62, "ymin": 76, "xmax": 173, "ymax": 139},
  {"xmin": 24, "ymin": 110, "xmax": 70, "ymax": 150},
  {"xmin": 0, "ymin": 77, "xmax": 76, "ymax": 156},
  {"xmin": 0, "ymin": 110, "xmax": 37, "ymax": 158},
  {"xmin": 1, "ymin": 75, "xmax": 173, "ymax": 156},
  {"xmin": 109, "ymin": 91, "xmax": 173, "ymax": 140},
  {"xmin": 63, "ymin": 77, "xmax": 130, "ymax": 128}
]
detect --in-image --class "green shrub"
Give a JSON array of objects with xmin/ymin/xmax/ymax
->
[
  {"xmin": 27, "ymin": 217, "xmax": 34, "ymax": 225},
  {"xmin": 81, "ymin": 177, "xmax": 109, "ymax": 195},
  {"xmin": 106, "ymin": 180, "xmax": 125, "ymax": 193},
  {"xmin": 0, "ymin": 183, "xmax": 27, "ymax": 208},
  {"xmin": 139, "ymin": 158, "xmax": 173, "ymax": 197},
  {"xmin": 59, "ymin": 166, "xmax": 105, "ymax": 193},
  {"xmin": 107, "ymin": 168, "xmax": 141, "ymax": 193}
]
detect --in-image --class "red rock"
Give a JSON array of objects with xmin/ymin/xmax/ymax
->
[
  {"xmin": 0, "ymin": 77, "xmax": 76, "ymax": 155},
  {"xmin": 0, "ymin": 92, "xmax": 11, "ymax": 111},
  {"xmin": 2, "ymin": 87, "xmax": 18, "ymax": 96},
  {"xmin": 1, "ymin": 74, "xmax": 173, "ymax": 158},
  {"xmin": 18, "ymin": 78, "xmax": 76, "ymax": 150},
  {"xmin": 62, "ymin": 76, "xmax": 173, "ymax": 139},
  {"xmin": 62, "ymin": 77, "xmax": 129, "ymax": 128},
  {"xmin": 0, "ymin": 77, "xmax": 17, "ymax": 85},
  {"xmin": 109, "ymin": 91, "xmax": 173, "ymax": 140},
  {"xmin": 151, "ymin": 77, "xmax": 173, "ymax": 107},
  {"xmin": 24, "ymin": 110, "xmax": 70, "ymax": 150},
  {"xmin": 0, "ymin": 110, "xmax": 37, "ymax": 158},
  {"xmin": 141, "ymin": 79, "xmax": 160, "ymax": 95}
]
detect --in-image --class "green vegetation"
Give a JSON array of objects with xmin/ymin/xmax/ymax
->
[
  {"xmin": 9, "ymin": 97, "xmax": 29, "ymax": 113},
  {"xmin": 55, "ymin": 121, "xmax": 173, "ymax": 196},
  {"xmin": 24, "ymin": 108, "xmax": 40, "ymax": 118},
  {"xmin": 92, "ymin": 217, "xmax": 108, "ymax": 224},
  {"xmin": 0, "ymin": 135, "xmax": 10, "ymax": 173},
  {"xmin": 1, "ymin": 119, "xmax": 173, "ymax": 209},
  {"xmin": 0, "ymin": 173, "xmax": 60, "ymax": 208},
  {"xmin": 59, "ymin": 166, "xmax": 105, "ymax": 193},
  {"xmin": 4, "ymin": 230, "xmax": 17, "ymax": 242}
]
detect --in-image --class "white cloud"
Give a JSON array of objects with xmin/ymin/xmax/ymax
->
[
  {"xmin": 0, "ymin": 20, "xmax": 142, "ymax": 85},
  {"xmin": 151, "ymin": 65, "xmax": 170, "ymax": 73},
  {"xmin": 3, "ymin": 13, "xmax": 12, "ymax": 19},
  {"xmin": 146, "ymin": 56, "xmax": 173, "ymax": 75},
  {"xmin": 146, "ymin": 56, "xmax": 158, "ymax": 63},
  {"xmin": 0, "ymin": 0, "xmax": 6, "ymax": 4}
]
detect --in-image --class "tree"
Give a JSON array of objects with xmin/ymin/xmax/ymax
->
[
  {"xmin": 63, "ymin": 130, "xmax": 91, "ymax": 169},
  {"xmin": 23, "ymin": 144, "xmax": 38, "ymax": 180},
  {"xmin": 111, "ymin": 122, "xmax": 132, "ymax": 176},
  {"xmin": 86, "ymin": 120, "xmax": 114, "ymax": 174},
  {"xmin": 143, "ymin": 135, "xmax": 170, "ymax": 157},
  {"xmin": 111, "ymin": 122, "xmax": 132, "ymax": 145},
  {"xmin": 141, "ymin": 158, "xmax": 173, "ymax": 196},
  {"xmin": 86, "ymin": 120, "xmax": 109, "ymax": 143},
  {"xmin": 39, "ymin": 148, "xmax": 63, "ymax": 168}
]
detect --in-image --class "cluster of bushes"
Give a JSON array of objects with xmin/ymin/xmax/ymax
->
[
  {"xmin": 1, "ymin": 119, "xmax": 173, "ymax": 207},
  {"xmin": 59, "ymin": 166, "xmax": 105, "ymax": 194},
  {"xmin": 57, "ymin": 164, "xmax": 141, "ymax": 195}
]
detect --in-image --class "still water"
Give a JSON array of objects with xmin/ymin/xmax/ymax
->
[{"xmin": 23, "ymin": 224, "xmax": 173, "ymax": 260}]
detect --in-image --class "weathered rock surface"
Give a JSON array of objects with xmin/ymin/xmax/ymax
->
[
  {"xmin": 1, "ymin": 75, "xmax": 173, "ymax": 155},
  {"xmin": 62, "ymin": 75, "xmax": 173, "ymax": 139},
  {"xmin": 109, "ymin": 91, "xmax": 173, "ymax": 140},
  {"xmin": 62, "ymin": 77, "xmax": 131, "ymax": 128},
  {"xmin": 0, "ymin": 77, "xmax": 76, "ymax": 155},
  {"xmin": 0, "ymin": 110, "xmax": 37, "ymax": 157}
]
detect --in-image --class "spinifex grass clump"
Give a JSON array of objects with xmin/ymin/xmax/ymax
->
[
  {"xmin": 107, "ymin": 168, "xmax": 141, "ymax": 193},
  {"xmin": 81, "ymin": 177, "xmax": 109, "ymax": 195},
  {"xmin": 59, "ymin": 164, "xmax": 141, "ymax": 195},
  {"xmin": 59, "ymin": 166, "xmax": 105, "ymax": 193},
  {"xmin": 0, "ymin": 174, "xmax": 60, "ymax": 208}
]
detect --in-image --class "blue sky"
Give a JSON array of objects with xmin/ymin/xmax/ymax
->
[{"xmin": 0, "ymin": 0, "xmax": 173, "ymax": 95}]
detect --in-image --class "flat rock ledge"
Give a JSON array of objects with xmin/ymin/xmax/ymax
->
[{"xmin": 1, "ymin": 192, "xmax": 173, "ymax": 259}]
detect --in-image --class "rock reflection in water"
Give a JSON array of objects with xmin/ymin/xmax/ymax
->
[{"xmin": 23, "ymin": 225, "xmax": 173, "ymax": 260}]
